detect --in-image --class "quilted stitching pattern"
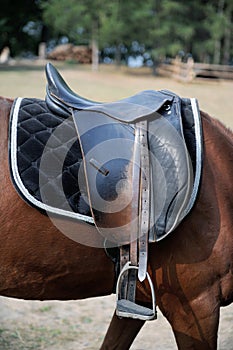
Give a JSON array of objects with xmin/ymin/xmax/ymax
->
[{"xmin": 15, "ymin": 98, "xmax": 91, "ymax": 217}]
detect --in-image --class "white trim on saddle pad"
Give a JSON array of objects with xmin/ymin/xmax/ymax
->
[
  {"xmin": 185, "ymin": 98, "xmax": 202, "ymax": 215},
  {"xmin": 9, "ymin": 97, "xmax": 94, "ymax": 225}
]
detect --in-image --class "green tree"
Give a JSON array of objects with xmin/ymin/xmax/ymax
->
[
  {"xmin": 41, "ymin": 0, "xmax": 232, "ymax": 66},
  {"xmin": 1, "ymin": 0, "xmax": 232, "ymax": 65},
  {"xmin": 0, "ymin": 0, "xmax": 43, "ymax": 56},
  {"xmin": 41, "ymin": 0, "xmax": 110, "ymax": 70},
  {"xmin": 204, "ymin": 0, "xmax": 233, "ymax": 64},
  {"xmin": 99, "ymin": 0, "xmax": 154, "ymax": 64},
  {"xmin": 147, "ymin": 0, "xmax": 232, "ymax": 64},
  {"xmin": 41, "ymin": 0, "xmax": 155, "ymax": 67},
  {"xmin": 147, "ymin": 1, "xmax": 204, "ymax": 60}
]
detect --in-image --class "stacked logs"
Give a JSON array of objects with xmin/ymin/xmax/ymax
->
[{"xmin": 47, "ymin": 44, "xmax": 92, "ymax": 63}]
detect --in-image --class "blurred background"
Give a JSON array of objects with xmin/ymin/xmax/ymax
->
[{"xmin": 0, "ymin": 0, "xmax": 233, "ymax": 72}]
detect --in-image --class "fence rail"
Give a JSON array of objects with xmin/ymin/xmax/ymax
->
[{"xmin": 157, "ymin": 57, "xmax": 233, "ymax": 82}]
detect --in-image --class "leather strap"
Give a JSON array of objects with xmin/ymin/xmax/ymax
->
[
  {"xmin": 138, "ymin": 120, "xmax": 150, "ymax": 282},
  {"xmin": 120, "ymin": 245, "xmax": 130, "ymax": 299},
  {"xmin": 126, "ymin": 124, "xmax": 141, "ymax": 302},
  {"xmin": 117, "ymin": 121, "xmax": 150, "ymax": 304},
  {"xmin": 130, "ymin": 125, "xmax": 141, "ymax": 265}
]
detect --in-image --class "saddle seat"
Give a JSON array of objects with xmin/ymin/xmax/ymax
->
[{"xmin": 46, "ymin": 63, "xmax": 174, "ymax": 122}]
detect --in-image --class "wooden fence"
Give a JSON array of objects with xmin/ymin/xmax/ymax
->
[{"xmin": 157, "ymin": 57, "xmax": 233, "ymax": 82}]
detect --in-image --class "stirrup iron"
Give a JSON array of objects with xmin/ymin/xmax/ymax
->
[{"xmin": 116, "ymin": 262, "xmax": 157, "ymax": 321}]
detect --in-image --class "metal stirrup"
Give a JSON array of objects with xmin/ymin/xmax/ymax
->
[{"xmin": 116, "ymin": 262, "xmax": 157, "ymax": 321}]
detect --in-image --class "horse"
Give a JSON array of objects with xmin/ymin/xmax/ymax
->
[{"xmin": 0, "ymin": 95, "xmax": 233, "ymax": 350}]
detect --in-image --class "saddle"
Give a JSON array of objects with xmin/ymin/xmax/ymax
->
[{"xmin": 9, "ymin": 63, "xmax": 202, "ymax": 321}]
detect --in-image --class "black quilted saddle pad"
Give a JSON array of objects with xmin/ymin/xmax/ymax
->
[{"xmin": 9, "ymin": 97, "xmax": 94, "ymax": 224}]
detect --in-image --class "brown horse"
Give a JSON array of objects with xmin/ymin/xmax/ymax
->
[{"xmin": 0, "ymin": 96, "xmax": 233, "ymax": 349}]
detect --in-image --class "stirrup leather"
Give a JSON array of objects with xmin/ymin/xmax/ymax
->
[{"xmin": 116, "ymin": 262, "xmax": 157, "ymax": 321}]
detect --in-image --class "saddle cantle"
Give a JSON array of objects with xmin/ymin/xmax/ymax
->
[{"xmin": 9, "ymin": 63, "xmax": 202, "ymax": 321}]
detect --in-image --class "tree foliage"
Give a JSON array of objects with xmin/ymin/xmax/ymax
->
[
  {"xmin": 0, "ymin": 0, "xmax": 42, "ymax": 56},
  {"xmin": 0, "ymin": 0, "xmax": 232, "ymax": 64},
  {"xmin": 41, "ymin": 0, "xmax": 233, "ymax": 64},
  {"xmin": 41, "ymin": 0, "xmax": 102, "ymax": 44}
]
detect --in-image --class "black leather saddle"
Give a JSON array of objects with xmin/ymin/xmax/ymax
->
[
  {"xmin": 9, "ymin": 63, "xmax": 202, "ymax": 321},
  {"xmin": 45, "ymin": 63, "xmax": 201, "ymax": 243}
]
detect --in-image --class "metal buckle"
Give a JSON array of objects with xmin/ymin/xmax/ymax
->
[{"xmin": 116, "ymin": 262, "xmax": 157, "ymax": 321}]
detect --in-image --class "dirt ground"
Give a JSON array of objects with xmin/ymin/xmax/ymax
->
[
  {"xmin": 0, "ymin": 295, "xmax": 233, "ymax": 350},
  {"xmin": 0, "ymin": 63, "xmax": 233, "ymax": 349}
]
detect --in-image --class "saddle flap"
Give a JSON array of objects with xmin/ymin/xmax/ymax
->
[{"xmin": 72, "ymin": 108, "xmax": 140, "ymax": 245}]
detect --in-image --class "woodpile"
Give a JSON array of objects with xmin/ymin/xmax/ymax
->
[{"xmin": 47, "ymin": 44, "xmax": 92, "ymax": 63}]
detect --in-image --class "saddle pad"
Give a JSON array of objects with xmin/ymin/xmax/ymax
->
[
  {"xmin": 9, "ymin": 97, "xmax": 94, "ymax": 224},
  {"xmin": 9, "ymin": 94, "xmax": 202, "ymax": 242}
]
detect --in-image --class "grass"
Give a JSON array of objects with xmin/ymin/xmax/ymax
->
[
  {"xmin": 0, "ymin": 317, "xmax": 103, "ymax": 350},
  {"xmin": 0, "ymin": 323, "xmax": 80, "ymax": 350},
  {"xmin": 38, "ymin": 305, "xmax": 52, "ymax": 313}
]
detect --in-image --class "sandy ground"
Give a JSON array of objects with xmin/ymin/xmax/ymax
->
[{"xmin": 0, "ymin": 295, "xmax": 232, "ymax": 349}]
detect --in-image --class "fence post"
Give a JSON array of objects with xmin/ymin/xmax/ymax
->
[
  {"xmin": 0, "ymin": 47, "xmax": 10, "ymax": 63},
  {"xmin": 38, "ymin": 42, "xmax": 46, "ymax": 60},
  {"xmin": 174, "ymin": 56, "xmax": 182, "ymax": 79},
  {"xmin": 186, "ymin": 57, "xmax": 195, "ymax": 81}
]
